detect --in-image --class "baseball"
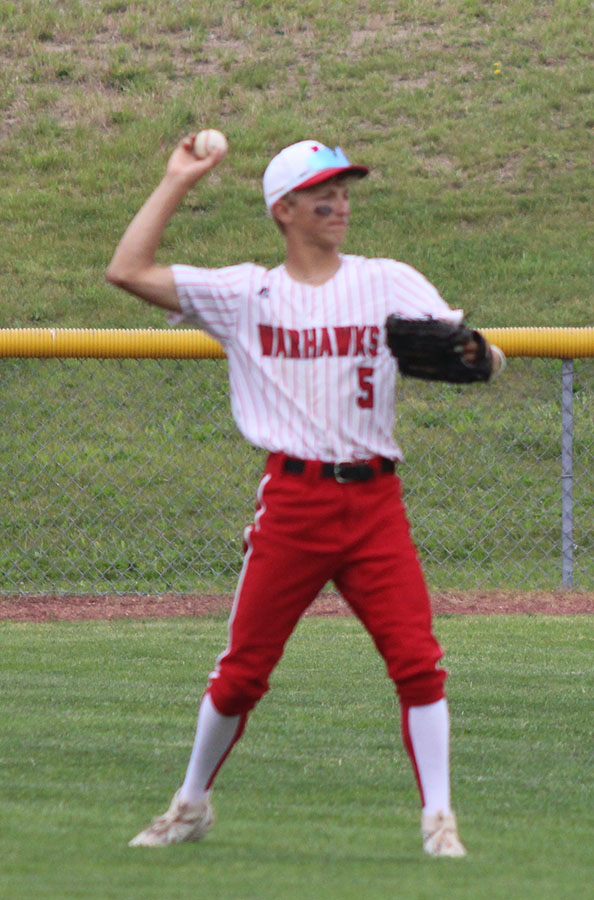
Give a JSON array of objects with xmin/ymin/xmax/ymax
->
[{"xmin": 193, "ymin": 129, "xmax": 228, "ymax": 159}]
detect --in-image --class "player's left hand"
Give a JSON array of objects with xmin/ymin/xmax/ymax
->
[
  {"xmin": 462, "ymin": 337, "xmax": 480, "ymax": 365},
  {"xmin": 385, "ymin": 315, "xmax": 494, "ymax": 383}
]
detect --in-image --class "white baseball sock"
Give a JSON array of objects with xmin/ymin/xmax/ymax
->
[
  {"xmin": 407, "ymin": 698, "xmax": 452, "ymax": 815},
  {"xmin": 178, "ymin": 692, "xmax": 242, "ymax": 804}
]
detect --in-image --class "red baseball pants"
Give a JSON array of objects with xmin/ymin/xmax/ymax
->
[{"xmin": 208, "ymin": 453, "xmax": 446, "ymax": 716}]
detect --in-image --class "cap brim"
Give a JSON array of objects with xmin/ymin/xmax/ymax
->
[{"xmin": 294, "ymin": 166, "xmax": 369, "ymax": 191}]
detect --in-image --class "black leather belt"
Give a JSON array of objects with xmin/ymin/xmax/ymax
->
[{"xmin": 283, "ymin": 456, "xmax": 395, "ymax": 483}]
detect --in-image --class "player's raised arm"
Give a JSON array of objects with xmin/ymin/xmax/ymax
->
[{"xmin": 106, "ymin": 132, "xmax": 228, "ymax": 312}]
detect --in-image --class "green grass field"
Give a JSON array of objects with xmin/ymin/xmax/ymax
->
[{"xmin": 1, "ymin": 615, "xmax": 592, "ymax": 900}]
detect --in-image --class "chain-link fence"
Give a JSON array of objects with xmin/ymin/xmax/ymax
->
[{"xmin": 1, "ymin": 356, "xmax": 592, "ymax": 595}]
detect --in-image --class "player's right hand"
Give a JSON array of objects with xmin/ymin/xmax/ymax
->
[{"xmin": 165, "ymin": 135, "xmax": 227, "ymax": 185}]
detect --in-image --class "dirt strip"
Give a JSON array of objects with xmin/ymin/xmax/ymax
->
[{"xmin": 0, "ymin": 590, "xmax": 591, "ymax": 622}]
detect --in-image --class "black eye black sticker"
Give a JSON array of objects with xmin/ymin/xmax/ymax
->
[{"xmin": 314, "ymin": 205, "xmax": 333, "ymax": 217}]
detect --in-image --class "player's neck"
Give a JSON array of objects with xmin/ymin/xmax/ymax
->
[{"xmin": 283, "ymin": 245, "xmax": 342, "ymax": 286}]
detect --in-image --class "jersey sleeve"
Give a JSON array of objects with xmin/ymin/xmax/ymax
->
[
  {"xmin": 385, "ymin": 260, "xmax": 464, "ymax": 323},
  {"xmin": 169, "ymin": 263, "xmax": 262, "ymax": 344}
]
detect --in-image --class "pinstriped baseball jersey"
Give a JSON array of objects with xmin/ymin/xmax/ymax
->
[{"xmin": 171, "ymin": 254, "xmax": 462, "ymax": 462}]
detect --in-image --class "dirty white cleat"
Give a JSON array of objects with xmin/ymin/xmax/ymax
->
[
  {"xmin": 128, "ymin": 790, "xmax": 214, "ymax": 847},
  {"xmin": 421, "ymin": 810, "xmax": 467, "ymax": 858}
]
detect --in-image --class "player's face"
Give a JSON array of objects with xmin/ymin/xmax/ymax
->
[{"xmin": 284, "ymin": 179, "xmax": 352, "ymax": 249}]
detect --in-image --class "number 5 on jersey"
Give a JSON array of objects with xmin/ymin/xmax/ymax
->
[{"xmin": 357, "ymin": 366, "xmax": 374, "ymax": 409}]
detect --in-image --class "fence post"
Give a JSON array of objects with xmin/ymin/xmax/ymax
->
[{"xmin": 561, "ymin": 359, "xmax": 574, "ymax": 587}]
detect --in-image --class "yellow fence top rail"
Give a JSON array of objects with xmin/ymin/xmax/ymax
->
[
  {"xmin": 0, "ymin": 327, "xmax": 593, "ymax": 359},
  {"xmin": 0, "ymin": 328, "xmax": 225, "ymax": 359},
  {"xmin": 480, "ymin": 327, "xmax": 594, "ymax": 358}
]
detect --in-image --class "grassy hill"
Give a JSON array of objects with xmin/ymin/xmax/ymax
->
[{"xmin": 1, "ymin": 0, "xmax": 592, "ymax": 329}]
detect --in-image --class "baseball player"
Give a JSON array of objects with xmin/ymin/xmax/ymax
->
[{"xmin": 107, "ymin": 136, "xmax": 504, "ymax": 857}]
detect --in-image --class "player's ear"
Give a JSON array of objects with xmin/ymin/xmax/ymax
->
[{"xmin": 272, "ymin": 193, "xmax": 297, "ymax": 230}]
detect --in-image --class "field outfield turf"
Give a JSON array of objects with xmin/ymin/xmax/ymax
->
[{"xmin": 1, "ymin": 602, "xmax": 592, "ymax": 900}]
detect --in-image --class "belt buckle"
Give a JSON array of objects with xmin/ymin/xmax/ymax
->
[{"xmin": 333, "ymin": 462, "xmax": 351, "ymax": 483}]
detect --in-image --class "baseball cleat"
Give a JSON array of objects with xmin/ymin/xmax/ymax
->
[
  {"xmin": 128, "ymin": 790, "xmax": 214, "ymax": 847},
  {"xmin": 421, "ymin": 810, "xmax": 467, "ymax": 858}
]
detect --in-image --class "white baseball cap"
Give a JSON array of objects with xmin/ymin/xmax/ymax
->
[{"xmin": 262, "ymin": 140, "xmax": 369, "ymax": 210}]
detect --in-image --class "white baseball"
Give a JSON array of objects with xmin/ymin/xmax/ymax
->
[{"xmin": 193, "ymin": 129, "xmax": 228, "ymax": 159}]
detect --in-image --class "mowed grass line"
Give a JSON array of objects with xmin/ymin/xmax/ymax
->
[{"xmin": 1, "ymin": 615, "xmax": 592, "ymax": 900}]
